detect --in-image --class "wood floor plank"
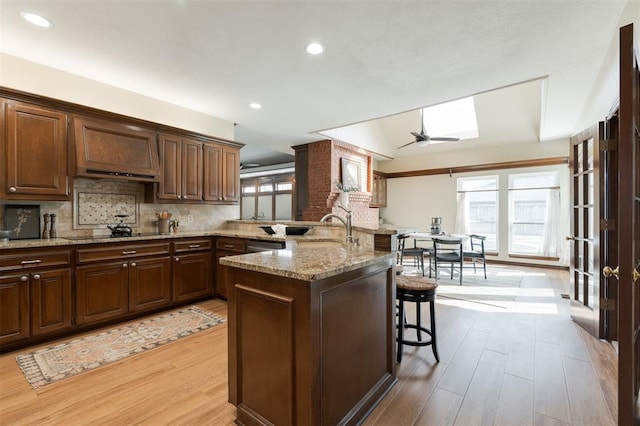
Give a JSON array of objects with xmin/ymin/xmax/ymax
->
[
  {"xmin": 414, "ymin": 387, "xmax": 464, "ymax": 426},
  {"xmin": 437, "ymin": 329, "xmax": 489, "ymax": 396},
  {"xmin": 494, "ymin": 373, "xmax": 534, "ymax": 426},
  {"xmin": 562, "ymin": 356, "xmax": 615, "ymax": 426},
  {"xmin": 453, "ymin": 349, "xmax": 507, "ymax": 425},
  {"xmin": 534, "ymin": 340, "xmax": 572, "ymax": 424},
  {"xmin": 504, "ymin": 322, "xmax": 535, "ymax": 381}
]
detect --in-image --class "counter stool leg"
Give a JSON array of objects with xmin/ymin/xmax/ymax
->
[
  {"xmin": 430, "ymin": 299, "xmax": 440, "ymax": 362},
  {"xmin": 416, "ymin": 301, "xmax": 422, "ymax": 341},
  {"xmin": 397, "ymin": 297, "xmax": 405, "ymax": 363}
]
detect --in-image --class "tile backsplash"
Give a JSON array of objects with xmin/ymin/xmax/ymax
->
[{"xmin": 1, "ymin": 178, "xmax": 239, "ymax": 238}]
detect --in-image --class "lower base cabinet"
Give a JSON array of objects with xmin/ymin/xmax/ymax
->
[
  {"xmin": 173, "ymin": 252, "xmax": 212, "ymax": 302},
  {"xmin": 76, "ymin": 261, "xmax": 130, "ymax": 325},
  {"xmin": 31, "ymin": 269, "xmax": 72, "ymax": 336},
  {"xmin": 0, "ymin": 275, "xmax": 30, "ymax": 345},
  {"xmin": 129, "ymin": 256, "xmax": 172, "ymax": 312}
]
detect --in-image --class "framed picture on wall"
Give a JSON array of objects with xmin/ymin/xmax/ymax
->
[
  {"xmin": 341, "ymin": 158, "xmax": 361, "ymax": 190},
  {"xmin": 4, "ymin": 205, "xmax": 41, "ymax": 239}
]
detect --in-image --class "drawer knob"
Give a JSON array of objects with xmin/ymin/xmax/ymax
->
[
  {"xmin": 123, "ymin": 263, "xmax": 128, "ymax": 268},
  {"xmin": 8, "ymin": 186, "xmax": 17, "ymax": 193},
  {"xmin": 130, "ymin": 262, "xmax": 137, "ymax": 267},
  {"xmin": 175, "ymin": 257, "xmax": 180, "ymax": 262},
  {"xmin": 32, "ymin": 274, "xmax": 41, "ymax": 280},
  {"xmin": 20, "ymin": 275, "xmax": 28, "ymax": 282},
  {"xmin": 177, "ymin": 195, "xmax": 181, "ymax": 199}
]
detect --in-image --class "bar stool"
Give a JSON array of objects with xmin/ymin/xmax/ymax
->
[{"xmin": 396, "ymin": 275, "xmax": 439, "ymax": 363}]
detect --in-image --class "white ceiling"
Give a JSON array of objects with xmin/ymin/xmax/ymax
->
[{"xmin": 0, "ymin": 1, "xmax": 629, "ymax": 165}]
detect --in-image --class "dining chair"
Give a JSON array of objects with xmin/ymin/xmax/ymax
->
[
  {"xmin": 431, "ymin": 237, "xmax": 463, "ymax": 285},
  {"xmin": 397, "ymin": 234, "xmax": 425, "ymax": 276},
  {"xmin": 463, "ymin": 234, "xmax": 487, "ymax": 279}
]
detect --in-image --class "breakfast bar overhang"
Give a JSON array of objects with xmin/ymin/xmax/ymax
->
[{"xmin": 221, "ymin": 242, "xmax": 397, "ymax": 426}]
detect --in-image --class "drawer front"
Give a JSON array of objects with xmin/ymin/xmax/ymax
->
[
  {"xmin": 0, "ymin": 249, "xmax": 72, "ymax": 272},
  {"xmin": 173, "ymin": 238, "xmax": 212, "ymax": 253},
  {"xmin": 77, "ymin": 242, "xmax": 170, "ymax": 264},
  {"xmin": 216, "ymin": 237, "xmax": 246, "ymax": 253}
]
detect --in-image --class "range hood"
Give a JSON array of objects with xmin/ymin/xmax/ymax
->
[{"xmin": 73, "ymin": 116, "xmax": 161, "ymax": 182}]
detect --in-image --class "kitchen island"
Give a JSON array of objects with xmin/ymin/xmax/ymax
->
[{"xmin": 220, "ymin": 241, "xmax": 397, "ymax": 426}]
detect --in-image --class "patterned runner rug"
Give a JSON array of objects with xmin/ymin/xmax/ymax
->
[{"xmin": 16, "ymin": 305, "xmax": 225, "ymax": 389}]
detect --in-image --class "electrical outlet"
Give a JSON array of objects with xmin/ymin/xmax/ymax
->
[{"xmin": 187, "ymin": 214, "xmax": 194, "ymax": 223}]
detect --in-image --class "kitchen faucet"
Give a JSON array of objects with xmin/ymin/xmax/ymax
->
[{"xmin": 320, "ymin": 205, "xmax": 355, "ymax": 243}]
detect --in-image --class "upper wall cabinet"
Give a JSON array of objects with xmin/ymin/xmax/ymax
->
[
  {"xmin": 370, "ymin": 171, "xmax": 387, "ymax": 208},
  {"xmin": 73, "ymin": 116, "xmax": 161, "ymax": 182},
  {"xmin": 156, "ymin": 134, "xmax": 203, "ymax": 201},
  {"xmin": 203, "ymin": 144, "xmax": 240, "ymax": 203},
  {"xmin": 2, "ymin": 99, "xmax": 70, "ymax": 200}
]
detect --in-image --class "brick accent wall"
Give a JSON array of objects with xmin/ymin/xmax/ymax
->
[{"xmin": 299, "ymin": 139, "xmax": 379, "ymax": 228}]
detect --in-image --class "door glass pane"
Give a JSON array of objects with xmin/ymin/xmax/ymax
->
[
  {"xmin": 588, "ymin": 274, "xmax": 595, "ymax": 308},
  {"xmin": 577, "ymin": 142, "xmax": 584, "ymax": 172},
  {"xmin": 587, "ymin": 138, "xmax": 594, "ymax": 170},
  {"xmin": 578, "ymin": 274, "xmax": 585, "ymax": 303}
]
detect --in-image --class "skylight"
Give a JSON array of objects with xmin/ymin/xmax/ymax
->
[{"xmin": 422, "ymin": 97, "xmax": 479, "ymax": 142}]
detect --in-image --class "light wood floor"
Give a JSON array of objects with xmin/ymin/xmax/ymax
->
[{"xmin": 0, "ymin": 266, "xmax": 617, "ymax": 425}]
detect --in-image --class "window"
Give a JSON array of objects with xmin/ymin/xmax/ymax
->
[
  {"xmin": 456, "ymin": 176, "xmax": 498, "ymax": 251},
  {"xmin": 241, "ymin": 174, "xmax": 294, "ymax": 221},
  {"xmin": 508, "ymin": 172, "xmax": 560, "ymax": 257}
]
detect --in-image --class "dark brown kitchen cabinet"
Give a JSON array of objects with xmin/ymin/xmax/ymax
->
[
  {"xmin": 214, "ymin": 237, "xmax": 247, "ymax": 299},
  {"xmin": 2, "ymin": 100, "xmax": 70, "ymax": 200},
  {"xmin": 172, "ymin": 238, "xmax": 213, "ymax": 302},
  {"xmin": 204, "ymin": 143, "xmax": 240, "ymax": 203},
  {"xmin": 31, "ymin": 269, "xmax": 72, "ymax": 336},
  {"xmin": 73, "ymin": 116, "xmax": 160, "ymax": 182},
  {"xmin": 0, "ymin": 275, "xmax": 30, "ymax": 345},
  {"xmin": 129, "ymin": 256, "xmax": 172, "ymax": 313},
  {"xmin": 0, "ymin": 247, "xmax": 72, "ymax": 346},
  {"xmin": 75, "ymin": 242, "xmax": 171, "ymax": 325},
  {"xmin": 156, "ymin": 134, "xmax": 203, "ymax": 201}
]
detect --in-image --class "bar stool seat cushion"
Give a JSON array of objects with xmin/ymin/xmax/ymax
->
[{"xmin": 396, "ymin": 275, "xmax": 437, "ymax": 292}]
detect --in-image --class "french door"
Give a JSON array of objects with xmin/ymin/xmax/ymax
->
[{"xmin": 616, "ymin": 23, "xmax": 640, "ymax": 426}]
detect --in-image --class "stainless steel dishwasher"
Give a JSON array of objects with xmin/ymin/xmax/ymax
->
[{"xmin": 246, "ymin": 240, "xmax": 286, "ymax": 253}]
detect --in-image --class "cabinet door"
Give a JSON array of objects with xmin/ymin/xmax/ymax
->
[
  {"xmin": 203, "ymin": 143, "xmax": 222, "ymax": 202},
  {"xmin": 129, "ymin": 256, "xmax": 172, "ymax": 313},
  {"xmin": 222, "ymin": 146, "xmax": 240, "ymax": 202},
  {"xmin": 157, "ymin": 134, "xmax": 182, "ymax": 200},
  {"xmin": 173, "ymin": 252, "xmax": 212, "ymax": 302},
  {"xmin": 76, "ymin": 261, "xmax": 129, "ymax": 325},
  {"xmin": 31, "ymin": 268, "xmax": 72, "ymax": 336},
  {"xmin": 181, "ymin": 138, "xmax": 203, "ymax": 200},
  {"xmin": 379, "ymin": 175, "xmax": 387, "ymax": 208},
  {"xmin": 0, "ymin": 274, "xmax": 30, "ymax": 345},
  {"xmin": 5, "ymin": 101, "xmax": 69, "ymax": 199}
]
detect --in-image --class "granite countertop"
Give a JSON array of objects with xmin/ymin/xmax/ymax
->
[{"xmin": 219, "ymin": 241, "xmax": 394, "ymax": 282}]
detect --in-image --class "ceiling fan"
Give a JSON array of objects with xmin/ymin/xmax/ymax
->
[{"xmin": 397, "ymin": 109, "xmax": 460, "ymax": 149}]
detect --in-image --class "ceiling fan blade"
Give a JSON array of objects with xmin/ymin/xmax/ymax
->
[
  {"xmin": 429, "ymin": 137, "xmax": 460, "ymax": 142},
  {"xmin": 410, "ymin": 131, "xmax": 422, "ymax": 138},
  {"xmin": 397, "ymin": 140, "xmax": 417, "ymax": 149}
]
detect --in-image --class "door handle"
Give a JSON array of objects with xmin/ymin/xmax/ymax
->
[
  {"xmin": 633, "ymin": 263, "xmax": 640, "ymax": 283},
  {"xmin": 565, "ymin": 236, "xmax": 575, "ymax": 241},
  {"xmin": 603, "ymin": 265, "xmax": 619, "ymax": 280}
]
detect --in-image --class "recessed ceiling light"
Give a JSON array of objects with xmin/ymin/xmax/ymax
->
[
  {"xmin": 305, "ymin": 42, "xmax": 324, "ymax": 55},
  {"xmin": 20, "ymin": 11, "xmax": 53, "ymax": 28},
  {"xmin": 249, "ymin": 102, "xmax": 262, "ymax": 110}
]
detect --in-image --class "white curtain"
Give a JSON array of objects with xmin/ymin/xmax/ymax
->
[
  {"xmin": 455, "ymin": 192, "xmax": 470, "ymax": 248},
  {"xmin": 541, "ymin": 188, "xmax": 562, "ymax": 259}
]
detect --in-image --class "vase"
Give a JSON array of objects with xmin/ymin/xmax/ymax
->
[{"xmin": 339, "ymin": 192, "xmax": 349, "ymax": 208}]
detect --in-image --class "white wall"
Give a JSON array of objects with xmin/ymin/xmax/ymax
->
[{"xmin": 0, "ymin": 53, "xmax": 235, "ymax": 140}]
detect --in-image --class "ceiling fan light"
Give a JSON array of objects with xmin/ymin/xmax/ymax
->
[{"xmin": 416, "ymin": 140, "xmax": 430, "ymax": 147}]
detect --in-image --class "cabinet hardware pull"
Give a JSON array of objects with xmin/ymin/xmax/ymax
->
[
  {"xmin": 123, "ymin": 263, "xmax": 128, "ymax": 268},
  {"xmin": 122, "ymin": 250, "xmax": 137, "ymax": 255},
  {"xmin": 130, "ymin": 262, "xmax": 137, "ymax": 267},
  {"xmin": 189, "ymin": 244, "xmax": 200, "ymax": 248},
  {"xmin": 224, "ymin": 244, "xmax": 235, "ymax": 248},
  {"xmin": 8, "ymin": 186, "xmax": 17, "ymax": 193},
  {"xmin": 32, "ymin": 274, "xmax": 41, "ymax": 280},
  {"xmin": 20, "ymin": 259, "xmax": 42, "ymax": 265},
  {"xmin": 183, "ymin": 195, "xmax": 188, "ymax": 199},
  {"xmin": 176, "ymin": 195, "xmax": 181, "ymax": 199},
  {"xmin": 20, "ymin": 276, "xmax": 28, "ymax": 282},
  {"xmin": 175, "ymin": 257, "xmax": 180, "ymax": 261}
]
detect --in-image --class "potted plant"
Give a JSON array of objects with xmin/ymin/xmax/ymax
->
[{"xmin": 335, "ymin": 181, "xmax": 359, "ymax": 208}]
